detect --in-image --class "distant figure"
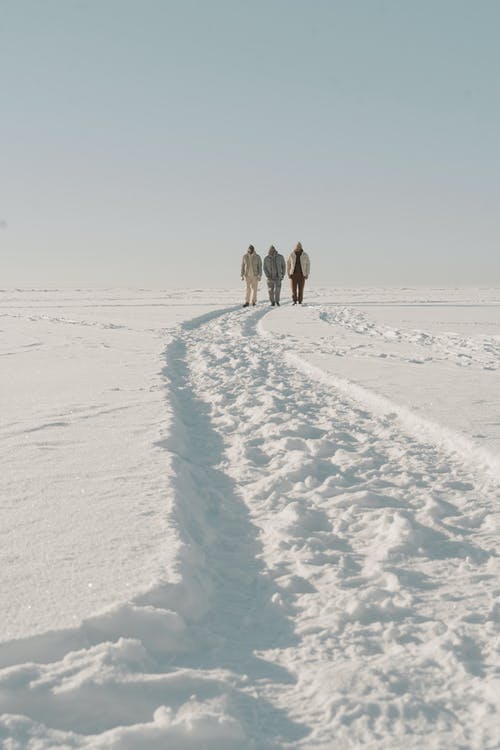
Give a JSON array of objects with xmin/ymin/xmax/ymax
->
[
  {"xmin": 287, "ymin": 242, "xmax": 311, "ymax": 304},
  {"xmin": 241, "ymin": 244, "xmax": 262, "ymax": 307},
  {"xmin": 263, "ymin": 245, "xmax": 286, "ymax": 307}
]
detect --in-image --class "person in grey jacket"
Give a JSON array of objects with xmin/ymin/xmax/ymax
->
[
  {"xmin": 263, "ymin": 245, "xmax": 286, "ymax": 306},
  {"xmin": 240, "ymin": 244, "xmax": 262, "ymax": 307}
]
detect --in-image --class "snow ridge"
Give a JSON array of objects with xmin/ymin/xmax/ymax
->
[
  {"xmin": 1, "ymin": 304, "xmax": 499, "ymax": 748},
  {"xmin": 315, "ymin": 305, "xmax": 500, "ymax": 370},
  {"xmin": 279, "ymin": 349, "xmax": 500, "ymax": 484}
]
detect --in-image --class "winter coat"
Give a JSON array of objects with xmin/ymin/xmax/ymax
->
[
  {"xmin": 287, "ymin": 250, "xmax": 311, "ymax": 277},
  {"xmin": 241, "ymin": 251, "xmax": 262, "ymax": 280},
  {"xmin": 263, "ymin": 250, "xmax": 286, "ymax": 280}
]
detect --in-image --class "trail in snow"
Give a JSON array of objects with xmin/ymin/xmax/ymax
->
[
  {"xmin": 1, "ymin": 304, "xmax": 499, "ymax": 749},
  {"xmin": 304, "ymin": 305, "xmax": 500, "ymax": 370},
  {"xmin": 261, "ymin": 300, "xmax": 500, "ymax": 459}
]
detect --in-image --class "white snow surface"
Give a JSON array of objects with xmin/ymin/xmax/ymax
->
[{"xmin": 1, "ymin": 286, "xmax": 499, "ymax": 749}]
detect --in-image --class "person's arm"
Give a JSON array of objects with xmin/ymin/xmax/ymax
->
[
  {"xmin": 279, "ymin": 256, "xmax": 286, "ymax": 279},
  {"xmin": 241, "ymin": 256, "xmax": 245, "ymax": 280},
  {"xmin": 305, "ymin": 254, "xmax": 310, "ymax": 279}
]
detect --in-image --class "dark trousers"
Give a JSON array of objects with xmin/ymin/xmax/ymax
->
[{"xmin": 290, "ymin": 274, "xmax": 305, "ymax": 303}]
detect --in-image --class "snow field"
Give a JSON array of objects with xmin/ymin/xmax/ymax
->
[
  {"xmin": 0, "ymin": 300, "xmax": 179, "ymax": 639},
  {"xmin": 1, "ymin": 289, "xmax": 499, "ymax": 748}
]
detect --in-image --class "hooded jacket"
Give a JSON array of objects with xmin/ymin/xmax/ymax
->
[
  {"xmin": 263, "ymin": 248, "xmax": 286, "ymax": 280},
  {"xmin": 287, "ymin": 249, "xmax": 311, "ymax": 277},
  {"xmin": 241, "ymin": 250, "xmax": 262, "ymax": 279}
]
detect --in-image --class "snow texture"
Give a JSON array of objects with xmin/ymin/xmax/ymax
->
[{"xmin": 1, "ymin": 287, "xmax": 499, "ymax": 749}]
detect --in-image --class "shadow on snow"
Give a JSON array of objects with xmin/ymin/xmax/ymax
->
[{"xmin": 150, "ymin": 335, "xmax": 308, "ymax": 744}]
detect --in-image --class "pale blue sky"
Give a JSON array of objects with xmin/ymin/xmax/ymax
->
[{"xmin": 1, "ymin": 0, "xmax": 499, "ymax": 287}]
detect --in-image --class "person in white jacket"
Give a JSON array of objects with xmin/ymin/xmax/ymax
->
[
  {"xmin": 286, "ymin": 242, "xmax": 311, "ymax": 304},
  {"xmin": 240, "ymin": 245, "xmax": 262, "ymax": 307}
]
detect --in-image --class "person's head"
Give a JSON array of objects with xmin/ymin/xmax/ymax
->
[
  {"xmin": 269, "ymin": 245, "xmax": 277, "ymax": 254},
  {"xmin": 295, "ymin": 242, "xmax": 303, "ymax": 252},
  {"xmin": 248, "ymin": 244, "xmax": 255, "ymax": 254}
]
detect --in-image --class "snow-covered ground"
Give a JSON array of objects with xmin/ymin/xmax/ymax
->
[{"xmin": 1, "ymin": 287, "xmax": 499, "ymax": 749}]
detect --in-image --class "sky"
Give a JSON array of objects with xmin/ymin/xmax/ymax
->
[{"xmin": 1, "ymin": 0, "xmax": 499, "ymax": 287}]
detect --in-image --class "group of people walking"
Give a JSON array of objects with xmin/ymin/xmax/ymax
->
[{"xmin": 241, "ymin": 242, "xmax": 311, "ymax": 307}]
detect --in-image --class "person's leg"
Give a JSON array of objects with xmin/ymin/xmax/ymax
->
[
  {"xmin": 251, "ymin": 278, "xmax": 258, "ymax": 304},
  {"xmin": 298, "ymin": 277, "xmax": 305, "ymax": 303},
  {"xmin": 267, "ymin": 278, "xmax": 275, "ymax": 304},
  {"xmin": 275, "ymin": 279, "xmax": 281, "ymax": 304},
  {"xmin": 290, "ymin": 276, "xmax": 297, "ymax": 303},
  {"xmin": 245, "ymin": 279, "xmax": 251, "ymax": 304}
]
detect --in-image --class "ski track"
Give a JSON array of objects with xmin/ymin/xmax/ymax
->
[
  {"xmin": 313, "ymin": 305, "xmax": 500, "ymax": 371},
  {"xmin": 0, "ymin": 311, "xmax": 129, "ymax": 330},
  {"xmin": 1, "ymin": 305, "xmax": 500, "ymax": 749}
]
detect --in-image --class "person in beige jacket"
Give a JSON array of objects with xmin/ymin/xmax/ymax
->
[
  {"xmin": 286, "ymin": 242, "xmax": 311, "ymax": 304},
  {"xmin": 241, "ymin": 245, "xmax": 262, "ymax": 306}
]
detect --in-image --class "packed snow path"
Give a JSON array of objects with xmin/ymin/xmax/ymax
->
[{"xmin": 1, "ymin": 303, "xmax": 499, "ymax": 749}]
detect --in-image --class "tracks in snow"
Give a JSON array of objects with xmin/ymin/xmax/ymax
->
[
  {"xmin": 1, "ymin": 304, "xmax": 499, "ymax": 749},
  {"xmin": 314, "ymin": 305, "xmax": 500, "ymax": 371},
  {"xmin": 168, "ymin": 305, "xmax": 500, "ymax": 748}
]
